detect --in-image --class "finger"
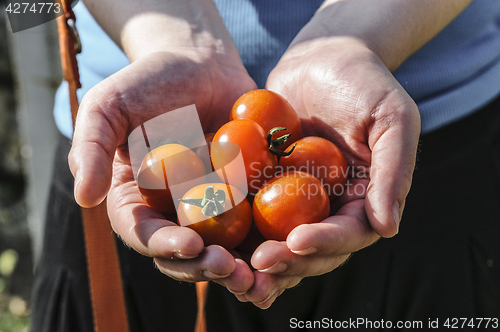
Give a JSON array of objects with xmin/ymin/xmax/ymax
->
[
  {"xmin": 119, "ymin": 214, "xmax": 205, "ymax": 259},
  {"xmin": 108, "ymin": 162, "xmax": 235, "ymax": 283},
  {"xmin": 242, "ymin": 271, "xmax": 301, "ymax": 309},
  {"xmin": 213, "ymin": 258, "xmax": 254, "ymax": 298},
  {"xmin": 106, "ymin": 158, "xmax": 205, "ymax": 258},
  {"xmin": 365, "ymin": 90, "xmax": 420, "ymax": 237},
  {"xmin": 69, "ymin": 84, "xmax": 126, "ymax": 208},
  {"xmin": 154, "ymin": 245, "xmax": 236, "ymax": 282},
  {"xmin": 107, "ymin": 185, "xmax": 205, "ymax": 259},
  {"xmin": 251, "ymin": 240, "xmax": 350, "ymax": 278},
  {"xmin": 251, "ymin": 199, "xmax": 378, "ymax": 278}
]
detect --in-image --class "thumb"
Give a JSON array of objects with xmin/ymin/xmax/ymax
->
[
  {"xmin": 68, "ymin": 90, "xmax": 122, "ymax": 208},
  {"xmin": 365, "ymin": 100, "xmax": 420, "ymax": 238}
]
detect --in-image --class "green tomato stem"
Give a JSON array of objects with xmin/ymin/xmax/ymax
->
[
  {"xmin": 179, "ymin": 185, "xmax": 226, "ymax": 217},
  {"xmin": 267, "ymin": 127, "xmax": 297, "ymax": 162}
]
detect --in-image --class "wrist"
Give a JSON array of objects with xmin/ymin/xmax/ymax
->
[
  {"xmin": 121, "ymin": 10, "xmax": 238, "ymax": 64},
  {"xmin": 84, "ymin": 0, "xmax": 240, "ymax": 64},
  {"xmin": 289, "ymin": 0, "xmax": 473, "ymax": 72},
  {"xmin": 279, "ymin": 36, "xmax": 382, "ymax": 77}
]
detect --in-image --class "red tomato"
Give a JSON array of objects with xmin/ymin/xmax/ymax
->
[
  {"xmin": 279, "ymin": 136, "xmax": 348, "ymax": 200},
  {"xmin": 230, "ymin": 89, "xmax": 302, "ymax": 149},
  {"xmin": 253, "ymin": 171, "xmax": 330, "ymax": 241},
  {"xmin": 137, "ymin": 143, "xmax": 206, "ymax": 214},
  {"xmin": 211, "ymin": 119, "xmax": 279, "ymax": 194},
  {"xmin": 177, "ymin": 183, "xmax": 252, "ymax": 250}
]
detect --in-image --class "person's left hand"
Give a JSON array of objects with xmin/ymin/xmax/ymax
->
[{"xmin": 231, "ymin": 36, "xmax": 420, "ymax": 309}]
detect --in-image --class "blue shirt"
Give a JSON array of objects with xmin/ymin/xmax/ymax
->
[
  {"xmin": 54, "ymin": 0, "xmax": 500, "ymax": 138},
  {"xmin": 393, "ymin": 0, "xmax": 500, "ymax": 132}
]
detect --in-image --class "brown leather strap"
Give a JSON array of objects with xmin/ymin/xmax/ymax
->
[
  {"xmin": 81, "ymin": 201, "xmax": 130, "ymax": 332},
  {"xmin": 57, "ymin": 2, "xmax": 129, "ymax": 331},
  {"xmin": 56, "ymin": 0, "xmax": 80, "ymax": 125},
  {"xmin": 195, "ymin": 281, "xmax": 209, "ymax": 332}
]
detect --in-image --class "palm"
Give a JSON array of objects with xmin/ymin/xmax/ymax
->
[
  {"xmin": 70, "ymin": 51, "xmax": 258, "ymax": 283},
  {"xmin": 267, "ymin": 44, "xmax": 420, "ymax": 230},
  {"xmin": 236, "ymin": 43, "xmax": 420, "ymax": 309}
]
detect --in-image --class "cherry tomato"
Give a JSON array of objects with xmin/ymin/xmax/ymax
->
[
  {"xmin": 230, "ymin": 89, "xmax": 302, "ymax": 149},
  {"xmin": 253, "ymin": 171, "xmax": 330, "ymax": 241},
  {"xmin": 279, "ymin": 136, "xmax": 348, "ymax": 200},
  {"xmin": 137, "ymin": 143, "xmax": 206, "ymax": 214},
  {"xmin": 211, "ymin": 119, "xmax": 282, "ymax": 194},
  {"xmin": 178, "ymin": 183, "xmax": 252, "ymax": 250}
]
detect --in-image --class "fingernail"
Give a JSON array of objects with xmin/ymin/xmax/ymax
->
[
  {"xmin": 290, "ymin": 246, "xmax": 317, "ymax": 256},
  {"xmin": 257, "ymin": 287, "xmax": 278, "ymax": 306},
  {"xmin": 258, "ymin": 261, "xmax": 287, "ymax": 274},
  {"xmin": 202, "ymin": 270, "xmax": 230, "ymax": 279},
  {"xmin": 172, "ymin": 252, "xmax": 199, "ymax": 259},
  {"xmin": 392, "ymin": 200, "xmax": 400, "ymax": 232},
  {"xmin": 228, "ymin": 289, "xmax": 246, "ymax": 296}
]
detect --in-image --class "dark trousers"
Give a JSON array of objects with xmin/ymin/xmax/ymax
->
[{"xmin": 31, "ymin": 96, "xmax": 500, "ymax": 331}]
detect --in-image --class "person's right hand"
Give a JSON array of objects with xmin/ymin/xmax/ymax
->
[{"xmin": 68, "ymin": 49, "xmax": 259, "ymax": 293}]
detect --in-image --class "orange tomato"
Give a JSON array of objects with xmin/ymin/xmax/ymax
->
[
  {"xmin": 211, "ymin": 119, "xmax": 278, "ymax": 194},
  {"xmin": 279, "ymin": 136, "xmax": 348, "ymax": 200},
  {"xmin": 137, "ymin": 143, "xmax": 206, "ymax": 214},
  {"xmin": 253, "ymin": 171, "xmax": 330, "ymax": 241},
  {"xmin": 230, "ymin": 89, "xmax": 302, "ymax": 149},
  {"xmin": 178, "ymin": 183, "xmax": 252, "ymax": 250}
]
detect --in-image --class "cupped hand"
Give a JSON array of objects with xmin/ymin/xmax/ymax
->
[
  {"xmin": 68, "ymin": 50, "xmax": 257, "ymax": 290},
  {"xmin": 238, "ymin": 38, "xmax": 420, "ymax": 308}
]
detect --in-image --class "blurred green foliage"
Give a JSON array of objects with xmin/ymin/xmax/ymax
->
[
  {"xmin": 0, "ymin": 250, "xmax": 30, "ymax": 332},
  {"xmin": 0, "ymin": 250, "xmax": 19, "ymax": 278},
  {"xmin": 0, "ymin": 310, "xmax": 30, "ymax": 332}
]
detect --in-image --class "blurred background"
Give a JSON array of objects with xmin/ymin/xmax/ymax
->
[{"xmin": 1, "ymin": 5, "xmax": 60, "ymax": 331}]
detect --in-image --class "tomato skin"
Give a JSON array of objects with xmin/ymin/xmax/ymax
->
[
  {"xmin": 137, "ymin": 143, "xmax": 206, "ymax": 214},
  {"xmin": 211, "ymin": 119, "xmax": 277, "ymax": 194},
  {"xmin": 279, "ymin": 136, "xmax": 348, "ymax": 200},
  {"xmin": 253, "ymin": 171, "xmax": 330, "ymax": 241},
  {"xmin": 230, "ymin": 89, "xmax": 301, "ymax": 149},
  {"xmin": 177, "ymin": 183, "xmax": 252, "ymax": 250}
]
